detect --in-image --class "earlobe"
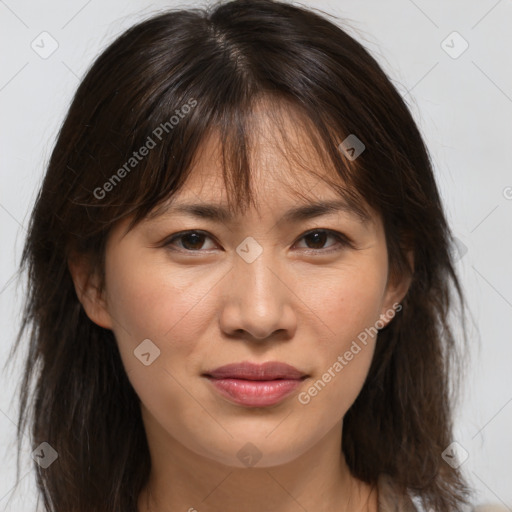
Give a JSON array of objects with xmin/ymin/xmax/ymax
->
[{"xmin": 68, "ymin": 255, "xmax": 113, "ymax": 330}]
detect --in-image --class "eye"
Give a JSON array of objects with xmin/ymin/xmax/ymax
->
[
  {"xmin": 163, "ymin": 229, "xmax": 352, "ymax": 254},
  {"xmin": 294, "ymin": 229, "xmax": 353, "ymax": 253},
  {"xmin": 164, "ymin": 230, "xmax": 217, "ymax": 252}
]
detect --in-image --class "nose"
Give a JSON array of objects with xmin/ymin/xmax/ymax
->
[{"xmin": 218, "ymin": 249, "xmax": 297, "ymax": 342}]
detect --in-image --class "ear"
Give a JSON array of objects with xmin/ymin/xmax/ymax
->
[
  {"xmin": 68, "ymin": 252, "xmax": 113, "ymax": 330},
  {"xmin": 378, "ymin": 250, "xmax": 413, "ymax": 328}
]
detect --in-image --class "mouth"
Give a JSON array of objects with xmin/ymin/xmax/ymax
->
[{"xmin": 202, "ymin": 361, "xmax": 309, "ymax": 407}]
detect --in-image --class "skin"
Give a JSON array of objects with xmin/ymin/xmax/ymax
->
[{"xmin": 70, "ymin": 101, "xmax": 412, "ymax": 512}]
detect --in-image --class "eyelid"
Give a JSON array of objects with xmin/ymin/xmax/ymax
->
[
  {"xmin": 161, "ymin": 228, "xmax": 354, "ymax": 253},
  {"xmin": 300, "ymin": 228, "xmax": 354, "ymax": 249},
  {"xmin": 161, "ymin": 229, "xmax": 217, "ymax": 253}
]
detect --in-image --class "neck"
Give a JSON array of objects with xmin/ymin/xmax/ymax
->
[{"xmin": 137, "ymin": 408, "xmax": 378, "ymax": 512}]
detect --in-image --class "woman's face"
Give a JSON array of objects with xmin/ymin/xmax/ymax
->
[{"xmin": 73, "ymin": 107, "xmax": 410, "ymax": 469}]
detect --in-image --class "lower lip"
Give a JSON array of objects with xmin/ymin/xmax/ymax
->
[{"xmin": 206, "ymin": 377, "xmax": 305, "ymax": 407}]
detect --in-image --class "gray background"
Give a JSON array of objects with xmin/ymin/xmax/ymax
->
[{"xmin": 1, "ymin": 0, "xmax": 511, "ymax": 510}]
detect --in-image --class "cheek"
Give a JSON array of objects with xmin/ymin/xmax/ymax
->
[
  {"xmin": 310, "ymin": 260, "xmax": 388, "ymax": 346},
  {"xmin": 104, "ymin": 248, "xmax": 221, "ymax": 343},
  {"xmin": 102, "ymin": 249, "xmax": 217, "ymax": 392},
  {"xmin": 301, "ymin": 259, "xmax": 387, "ymax": 401},
  {"xmin": 103, "ymin": 251, "xmax": 217, "ymax": 422}
]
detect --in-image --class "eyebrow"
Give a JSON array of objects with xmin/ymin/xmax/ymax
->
[{"xmin": 155, "ymin": 198, "xmax": 372, "ymax": 226}]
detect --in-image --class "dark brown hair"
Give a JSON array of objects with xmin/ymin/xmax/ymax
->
[{"xmin": 8, "ymin": 0, "xmax": 474, "ymax": 510}]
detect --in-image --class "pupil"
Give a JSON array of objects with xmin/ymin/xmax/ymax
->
[
  {"xmin": 183, "ymin": 233, "xmax": 204, "ymax": 250},
  {"xmin": 306, "ymin": 231, "xmax": 326, "ymax": 249}
]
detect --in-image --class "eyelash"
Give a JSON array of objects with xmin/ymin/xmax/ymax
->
[{"xmin": 162, "ymin": 229, "xmax": 353, "ymax": 255}]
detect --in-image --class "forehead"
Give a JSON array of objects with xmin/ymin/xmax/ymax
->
[
  {"xmin": 152, "ymin": 146, "xmax": 374, "ymax": 229},
  {"xmin": 143, "ymin": 95, "xmax": 377, "ymax": 228},
  {"xmin": 170, "ymin": 99, "xmax": 350, "ymax": 205}
]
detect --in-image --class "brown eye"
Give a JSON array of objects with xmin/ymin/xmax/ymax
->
[
  {"xmin": 163, "ymin": 228, "xmax": 353, "ymax": 254},
  {"xmin": 165, "ymin": 231, "xmax": 218, "ymax": 252},
  {"xmin": 303, "ymin": 231, "xmax": 329, "ymax": 249},
  {"xmin": 295, "ymin": 229, "xmax": 352, "ymax": 253}
]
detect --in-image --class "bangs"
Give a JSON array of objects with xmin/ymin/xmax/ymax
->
[
  {"xmin": 113, "ymin": 90, "xmax": 373, "ymax": 235},
  {"xmin": 62, "ymin": 6, "xmax": 393, "ymax": 249}
]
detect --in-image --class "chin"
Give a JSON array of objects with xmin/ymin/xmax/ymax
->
[{"xmin": 191, "ymin": 435, "xmax": 308, "ymax": 469}]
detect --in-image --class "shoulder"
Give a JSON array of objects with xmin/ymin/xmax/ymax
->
[
  {"xmin": 376, "ymin": 473, "xmax": 504, "ymax": 512},
  {"xmin": 377, "ymin": 473, "xmax": 419, "ymax": 511},
  {"xmin": 472, "ymin": 507, "xmax": 511, "ymax": 512}
]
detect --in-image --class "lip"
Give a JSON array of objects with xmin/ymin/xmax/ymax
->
[
  {"xmin": 204, "ymin": 361, "xmax": 307, "ymax": 380},
  {"xmin": 203, "ymin": 361, "xmax": 308, "ymax": 407}
]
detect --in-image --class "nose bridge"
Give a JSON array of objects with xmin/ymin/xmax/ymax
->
[
  {"xmin": 219, "ymin": 237, "xmax": 295, "ymax": 340},
  {"xmin": 239, "ymin": 243, "xmax": 277, "ymax": 302},
  {"xmin": 235, "ymin": 238, "xmax": 282, "ymax": 312}
]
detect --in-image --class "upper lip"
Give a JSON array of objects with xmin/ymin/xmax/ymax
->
[{"xmin": 204, "ymin": 361, "xmax": 307, "ymax": 380}]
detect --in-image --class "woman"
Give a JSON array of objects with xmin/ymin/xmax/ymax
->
[{"xmin": 10, "ymin": 0, "xmax": 476, "ymax": 510}]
